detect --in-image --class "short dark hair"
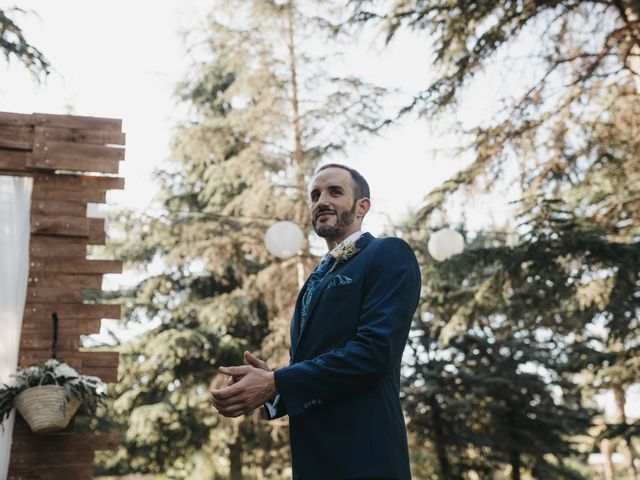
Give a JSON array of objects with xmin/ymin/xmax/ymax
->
[{"xmin": 317, "ymin": 163, "xmax": 370, "ymax": 199}]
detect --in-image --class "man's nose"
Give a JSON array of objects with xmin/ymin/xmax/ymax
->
[{"xmin": 316, "ymin": 191, "xmax": 332, "ymax": 206}]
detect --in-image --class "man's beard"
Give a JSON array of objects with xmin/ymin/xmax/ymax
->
[{"xmin": 313, "ymin": 202, "xmax": 357, "ymax": 239}]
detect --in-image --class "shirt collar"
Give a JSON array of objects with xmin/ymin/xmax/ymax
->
[{"xmin": 328, "ymin": 230, "xmax": 365, "ymax": 257}]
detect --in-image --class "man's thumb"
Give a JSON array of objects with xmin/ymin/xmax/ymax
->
[{"xmin": 244, "ymin": 351, "xmax": 268, "ymax": 370}]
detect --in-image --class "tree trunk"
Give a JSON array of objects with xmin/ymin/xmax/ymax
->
[
  {"xmin": 285, "ymin": 0, "xmax": 311, "ymax": 260},
  {"xmin": 506, "ymin": 406, "xmax": 521, "ymax": 480},
  {"xmin": 620, "ymin": 2, "xmax": 640, "ymax": 93},
  {"xmin": 613, "ymin": 385, "xmax": 638, "ymax": 478},
  {"xmin": 229, "ymin": 436, "xmax": 243, "ymax": 480},
  {"xmin": 286, "ymin": 1, "xmax": 303, "ymax": 175},
  {"xmin": 285, "ymin": 1, "xmax": 307, "ymax": 210},
  {"xmin": 509, "ymin": 448, "xmax": 521, "ymax": 480},
  {"xmin": 602, "ymin": 438, "xmax": 616, "ymax": 480},
  {"xmin": 430, "ymin": 396, "xmax": 452, "ymax": 480}
]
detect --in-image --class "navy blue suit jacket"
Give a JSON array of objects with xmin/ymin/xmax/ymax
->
[{"xmin": 269, "ymin": 233, "xmax": 421, "ymax": 480}]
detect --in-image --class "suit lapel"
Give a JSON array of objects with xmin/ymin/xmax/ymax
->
[
  {"xmin": 290, "ymin": 276, "xmax": 310, "ymax": 354},
  {"xmin": 293, "ymin": 233, "xmax": 374, "ymax": 359}
]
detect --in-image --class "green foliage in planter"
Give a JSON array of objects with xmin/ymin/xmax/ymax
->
[{"xmin": 0, "ymin": 359, "xmax": 107, "ymax": 425}]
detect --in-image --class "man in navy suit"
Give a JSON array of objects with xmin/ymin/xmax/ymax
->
[{"xmin": 211, "ymin": 164, "xmax": 421, "ymax": 479}]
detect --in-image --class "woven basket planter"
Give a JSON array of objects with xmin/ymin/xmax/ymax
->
[{"xmin": 14, "ymin": 385, "xmax": 82, "ymax": 433}]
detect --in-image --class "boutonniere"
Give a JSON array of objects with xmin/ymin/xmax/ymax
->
[{"xmin": 330, "ymin": 241, "xmax": 360, "ymax": 272}]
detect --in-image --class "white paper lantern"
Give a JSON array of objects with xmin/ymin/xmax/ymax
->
[
  {"xmin": 265, "ymin": 221, "xmax": 304, "ymax": 259},
  {"xmin": 428, "ymin": 228, "xmax": 465, "ymax": 262}
]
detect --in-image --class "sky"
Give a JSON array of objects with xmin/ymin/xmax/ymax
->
[{"xmin": 1, "ymin": 0, "xmax": 510, "ymax": 236}]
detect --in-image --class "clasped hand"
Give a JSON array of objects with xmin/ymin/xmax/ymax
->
[{"xmin": 210, "ymin": 351, "xmax": 276, "ymax": 418}]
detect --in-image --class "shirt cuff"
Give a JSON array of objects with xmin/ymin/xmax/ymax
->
[{"xmin": 265, "ymin": 394, "xmax": 280, "ymax": 418}]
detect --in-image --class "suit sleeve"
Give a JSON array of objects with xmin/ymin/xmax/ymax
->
[
  {"xmin": 273, "ymin": 238, "xmax": 421, "ymax": 417},
  {"xmin": 263, "ymin": 349, "xmax": 292, "ymax": 420}
]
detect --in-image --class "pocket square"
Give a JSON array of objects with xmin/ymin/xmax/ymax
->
[{"xmin": 327, "ymin": 274, "xmax": 353, "ymax": 289}]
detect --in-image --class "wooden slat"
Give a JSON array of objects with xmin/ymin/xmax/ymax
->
[
  {"xmin": 10, "ymin": 443, "xmax": 93, "ymax": 462},
  {"xmin": 31, "ymin": 214, "xmax": 90, "ymax": 237},
  {"xmin": 18, "ymin": 352, "xmax": 120, "ymax": 382},
  {"xmin": 82, "ymin": 366, "xmax": 118, "ymax": 382},
  {"xmin": 0, "ymin": 111, "xmax": 32, "ymax": 126},
  {"xmin": 11, "ymin": 435, "xmax": 94, "ymax": 459},
  {"xmin": 8, "ymin": 468, "xmax": 93, "ymax": 480},
  {"xmin": 17, "ymin": 352, "xmax": 119, "ymax": 381},
  {"xmin": 33, "ymin": 172, "xmax": 125, "ymax": 190},
  {"xmin": 35, "ymin": 352, "xmax": 119, "ymax": 379},
  {"xmin": 88, "ymin": 218, "xmax": 106, "ymax": 245},
  {"xmin": 19, "ymin": 353, "xmax": 82, "ymax": 368},
  {"xmin": 26, "ymin": 152, "xmax": 120, "ymax": 173},
  {"xmin": 33, "ymin": 139, "xmax": 125, "ymax": 161},
  {"xmin": 0, "ymin": 150, "xmax": 28, "ymax": 170},
  {"xmin": 1, "ymin": 161, "xmax": 125, "ymax": 178},
  {"xmin": 21, "ymin": 317, "xmax": 102, "ymax": 334},
  {"xmin": 20, "ymin": 317, "xmax": 102, "ymax": 336},
  {"xmin": 20, "ymin": 334, "xmax": 80, "ymax": 351},
  {"xmin": 30, "ymin": 236, "xmax": 87, "ymax": 259},
  {"xmin": 32, "ymin": 112, "xmax": 122, "ymax": 131},
  {"xmin": 11, "ymin": 416, "xmax": 79, "ymax": 439},
  {"xmin": 35, "ymin": 125, "xmax": 125, "ymax": 146},
  {"xmin": 9, "ymin": 460, "xmax": 94, "ymax": 471},
  {"xmin": 21, "ymin": 311, "xmax": 90, "ymax": 329},
  {"xmin": 31, "ymin": 199, "xmax": 88, "ymax": 217},
  {"xmin": 0, "ymin": 125, "xmax": 32, "ymax": 149},
  {"xmin": 26, "ymin": 287, "xmax": 83, "ymax": 303},
  {"xmin": 31, "ymin": 183, "xmax": 106, "ymax": 203},
  {"xmin": 78, "ymin": 351, "xmax": 119, "ymax": 367},
  {"xmin": 23, "ymin": 303, "xmax": 121, "ymax": 321},
  {"xmin": 28, "ymin": 258, "xmax": 122, "ymax": 274},
  {"xmin": 28, "ymin": 273, "xmax": 103, "ymax": 289}
]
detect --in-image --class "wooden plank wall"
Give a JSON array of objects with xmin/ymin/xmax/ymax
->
[{"xmin": 0, "ymin": 112, "xmax": 125, "ymax": 480}]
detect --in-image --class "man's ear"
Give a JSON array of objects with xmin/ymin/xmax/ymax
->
[{"xmin": 356, "ymin": 197, "xmax": 371, "ymax": 220}]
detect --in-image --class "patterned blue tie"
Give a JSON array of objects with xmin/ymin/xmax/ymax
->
[{"xmin": 300, "ymin": 255, "xmax": 334, "ymax": 331}]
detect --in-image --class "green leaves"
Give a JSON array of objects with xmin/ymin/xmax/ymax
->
[
  {"xmin": 398, "ymin": 195, "xmax": 638, "ymax": 477},
  {"xmin": 0, "ymin": 359, "xmax": 107, "ymax": 423},
  {"xmin": 0, "ymin": 7, "xmax": 50, "ymax": 80},
  {"xmin": 0, "ymin": 384, "xmax": 22, "ymax": 426}
]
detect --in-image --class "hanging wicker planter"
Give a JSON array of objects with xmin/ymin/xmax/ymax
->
[
  {"xmin": 14, "ymin": 385, "xmax": 82, "ymax": 433},
  {"xmin": 0, "ymin": 314, "xmax": 107, "ymax": 434}
]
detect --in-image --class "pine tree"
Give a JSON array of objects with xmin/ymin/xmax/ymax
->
[
  {"xmin": 399, "ymin": 219, "xmax": 598, "ymax": 479},
  {"xmin": 95, "ymin": 1, "xmax": 384, "ymax": 478},
  {"xmin": 0, "ymin": 7, "xmax": 49, "ymax": 79},
  {"xmin": 350, "ymin": 1, "xmax": 640, "ymax": 477}
]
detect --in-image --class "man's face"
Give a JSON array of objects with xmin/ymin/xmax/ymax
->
[{"xmin": 309, "ymin": 167, "xmax": 360, "ymax": 239}]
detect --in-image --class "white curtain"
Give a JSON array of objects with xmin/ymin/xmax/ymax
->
[{"xmin": 0, "ymin": 176, "xmax": 32, "ymax": 480}]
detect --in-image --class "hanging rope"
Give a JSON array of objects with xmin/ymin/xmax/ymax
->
[{"xmin": 51, "ymin": 310, "xmax": 59, "ymax": 360}]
